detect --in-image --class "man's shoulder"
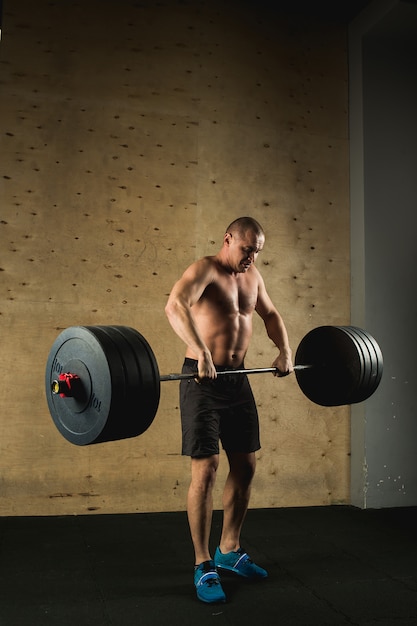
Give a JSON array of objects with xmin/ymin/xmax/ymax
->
[
  {"xmin": 182, "ymin": 255, "xmax": 218, "ymax": 282},
  {"xmin": 189, "ymin": 255, "xmax": 219, "ymax": 273}
]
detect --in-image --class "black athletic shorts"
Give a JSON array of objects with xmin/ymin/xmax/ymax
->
[{"xmin": 179, "ymin": 358, "xmax": 261, "ymax": 458}]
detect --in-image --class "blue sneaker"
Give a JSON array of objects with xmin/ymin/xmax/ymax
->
[
  {"xmin": 194, "ymin": 560, "xmax": 226, "ymax": 604},
  {"xmin": 214, "ymin": 547, "xmax": 268, "ymax": 579}
]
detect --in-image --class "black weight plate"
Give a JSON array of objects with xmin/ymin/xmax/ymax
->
[
  {"xmin": 344, "ymin": 327, "xmax": 376, "ymax": 402},
  {"xmin": 115, "ymin": 326, "xmax": 160, "ymax": 432},
  {"xmin": 339, "ymin": 327, "xmax": 371, "ymax": 403},
  {"xmin": 295, "ymin": 326, "xmax": 365, "ymax": 406},
  {"xmin": 350, "ymin": 327, "xmax": 383, "ymax": 400},
  {"xmin": 85, "ymin": 326, "xmax": 135, "ymax": 444},
  {"xmin": 99, "ymin": 327, "xmax": 142, "ymax": 396},
  {"xmin": 106, "ymin": 326, "xmax": 159, "ymax": 436},
  {"xmin": 356, "ymin": 326, "xmax": 383, "ymax": 390},
  {"xmin": 45, "ymin": 326, "xmax": 125, "ymax": 445}
]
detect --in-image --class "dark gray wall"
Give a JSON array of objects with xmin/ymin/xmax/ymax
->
[{"xmin": 349, "ymin": 0, "xmax": 417, "ymax": 507}]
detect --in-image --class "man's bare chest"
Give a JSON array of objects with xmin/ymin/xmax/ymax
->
[{"xmin": 201, "ymin": 276, "xmax": 258, "ymax": 315}]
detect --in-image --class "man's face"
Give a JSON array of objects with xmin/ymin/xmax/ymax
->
[{"xmin": 226, "ymin": 229, "xmax": 265, "ymax": 273}]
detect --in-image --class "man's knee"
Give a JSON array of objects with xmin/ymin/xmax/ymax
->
[
  {"xmin": 227, "ymin": 451, "xmax": 256, "ymax": 484},
  {"xmin": 191, "ymin": 455, "xmax": 220, "ymax": 489}
]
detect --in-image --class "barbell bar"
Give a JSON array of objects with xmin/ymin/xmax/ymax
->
[
  {"xmin": 45, "ymin": 324, "xmax": 383, "ymax": 446},
  {"xmin": 159, "ymin": 364, "xmax": 312, "ymax": 382}
]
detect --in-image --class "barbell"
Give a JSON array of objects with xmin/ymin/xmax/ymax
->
[{"xmin": 45, "ymin": 324, "xmax": 383, "ymax": 446}]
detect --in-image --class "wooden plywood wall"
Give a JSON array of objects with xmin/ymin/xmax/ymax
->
[{"xmin": 0, "ymin": 0, "xmax": 350, "ymax": 515}]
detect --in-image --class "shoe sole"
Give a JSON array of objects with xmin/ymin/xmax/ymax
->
[{"xmin": 216, "ymin": 564, "xmax": 267, "ymax": 579}]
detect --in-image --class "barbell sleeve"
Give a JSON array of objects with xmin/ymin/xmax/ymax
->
[{"xmin": 159, "ymin": 364, "xmax": 312, "ymax": 382}]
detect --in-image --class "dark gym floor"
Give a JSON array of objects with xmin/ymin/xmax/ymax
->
[{"xmin": 0, "ymin": 506, "xmax": 416, "ymax": 626}]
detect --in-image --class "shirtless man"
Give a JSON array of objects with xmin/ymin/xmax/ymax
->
[{"xmin": 165, "ymin": 217, "xmax": 293, "ymax": 603}]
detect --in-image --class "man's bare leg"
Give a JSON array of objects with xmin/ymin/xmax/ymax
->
[
  {"xmin": 219, "ymin": 451, "xmax": 256, "ymax": 554},
  {"xmin": 187, "ymin": 455, "xmax": 219, "ymax": 564}
]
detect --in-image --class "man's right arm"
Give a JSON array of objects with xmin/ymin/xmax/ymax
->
[{"xmin": 165, "ymin": 259, "xmax": 217, "ymax": 379}]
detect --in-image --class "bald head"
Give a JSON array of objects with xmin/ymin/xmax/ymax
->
[{"xmin": 226, "ymin": 217, "xmax": 265, "ymax": 240}]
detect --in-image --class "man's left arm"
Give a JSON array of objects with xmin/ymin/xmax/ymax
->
[{"xmin": 255, "ymin": 271, "xmax": 293, "ymax": 376}]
